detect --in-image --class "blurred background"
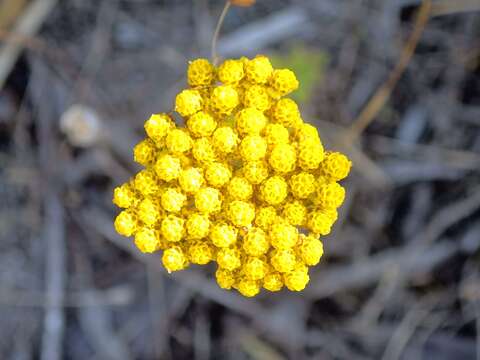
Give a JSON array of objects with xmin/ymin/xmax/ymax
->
[{"xmin": 1, "ymin": 0, "xmax": 480, "ymax": 359}]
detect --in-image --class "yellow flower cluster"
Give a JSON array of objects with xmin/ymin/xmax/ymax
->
[{"xmin": 113, "ymin": 55, "xmax": 352, "ymax": 297}]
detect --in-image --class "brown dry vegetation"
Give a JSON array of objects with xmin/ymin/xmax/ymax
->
[{"xmin": 0, "ymin": 0, "xmax": 479, "ymax": 359}]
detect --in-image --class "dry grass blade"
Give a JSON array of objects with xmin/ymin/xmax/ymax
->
[
  {"xmin": 0, "ymin": 0, "xmax": 58, "ymax": 89},
  {"xmin": 0, "ymin": 0, "xmax": 28, "ymax": 29},
  {"xmin": 40, "ymin": 193, "xmax": 66, "ymax": 360},
  {"xmin": 338, "ymin": 0, "xmax": 432, "ymax": 147},
  {"xmin": 381, "ymin": 305, "xmax": 433, "ymax": 360},
  {"xmin": 430, "ymin": 0, "xmax": 480, "ymax": 16}
]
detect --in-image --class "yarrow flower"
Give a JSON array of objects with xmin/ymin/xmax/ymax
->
[{"xmin": 113, "ymin": 55, "xmax": 352, "ymax": 297}]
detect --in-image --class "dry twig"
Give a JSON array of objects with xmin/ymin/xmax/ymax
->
[
  {"xmin": 0, "ymin": 0, "xmax": 58, "ymax": 89},
  {"xmin": 338, "ymin": 0, "xmax": 432, "ymax": 147}
]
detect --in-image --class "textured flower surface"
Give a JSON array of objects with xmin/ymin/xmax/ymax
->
[{"xmin": 113, "ymin": 55, "xmax": 351, "ymax": 297}]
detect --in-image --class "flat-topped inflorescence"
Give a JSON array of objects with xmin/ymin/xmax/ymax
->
[{"xmin": 113, "ymin": 55, "xmax": 351, "ymax": 297}]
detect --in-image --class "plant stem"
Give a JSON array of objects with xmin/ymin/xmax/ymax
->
[{"xmin": 211, "ymin": 1, "xmax": 231, "ymax": 66}]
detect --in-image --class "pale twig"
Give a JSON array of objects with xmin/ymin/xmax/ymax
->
[
  {"xmin": 338, "ymin": 0, "xmax": 432, "ymax": 147},
  {"xmin": 0, "ymin": 286, "xmax": 134, "ymax": 307},
  {"xmin": 147, "ymin": 265, "xmax": 172, "ymax": 359},
  {"xmin": 78, "ymin": 297, "xmax": 131, "ymax": 360},
  {"xmin": 381, "ymin": 305, "xmax": 432, "ymax": 360},
  {"xmin": 33, "ymin": 60, "xmax": 66, "ymax": 360},
  {"xmin": 218, "ymin": 6, "xmax": 310, "ymax": 57},
  {"xmin": 306, "ymin": 240, "xmax": 457, "ymax": 298},
  {"xmin": 211, "ymin": 1, "xmax": 231, "ymax": 66},
  {"xmin": 0, "ymin": 0, "xmax": 58, "ymax": 89},
  {"xmin": 0, "ymin": 0, "xmax": 28, "ymax": 29},
  {"xmin": 40, "ymin": 193, "xmax": 66, "ymax": 360},
  {"xmin": 239, "ymin": 330, "xmax": 287, "ymax": 360},
  {"xmin": 430, "ymin": 0, "xmax": 480, "ymax": 17}
]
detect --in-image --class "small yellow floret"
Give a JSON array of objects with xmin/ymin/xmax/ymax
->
[
  {"xmin": 243, "ymin": 161, "xmax": 269, "ymax": 184},
  {"xmin": 211, "ymin": 126, "xmax": 239, "ymax": 153},
  {"xmin": 154, "ymin": 154, "xmax": 182, "ymax": 182},
  {"xmin": 161, "ymin": 187, "xmax": 186, "ymax": 213},
  {"xmin": 134, "ymin": 227, "xmax": 160, "ymax": 253},
  {"xmin": 314, "ymin": 181, "xmax": 346, "ymax": 209},
  {"xmin": 205, "ymin": 162, "xmax": 232, "ymax": 188},
  {"xmin": 298, "ymin": 140, "xmax": 324, "ymax": 170},
  {"xmin": 282, "ymin": 200, "xmax": 307, "ymax": 226},
  {"xmin": 216, "ymin": 247, "xmax": 242, "ymax": 271},
  {"xmin": 161, "ymin": 215, "xmax": 185, "ymax": 242},
  {"xmin": 210, "ymin": 223, "xmax": 237, "ymax": 248},
  {"xmin": 263, "ymin": 272, "xmax": 284, "ymax": 291},
  {"xmin": 114, "ymin": 210, "xmax": 137, "ymax": 236},
  {"xmin": 284, "ymin": 268, "xmax": 309, "ymax": 291},
  {"xmin": 308, "ymin": 210, "xmax": 335, "ymax": 235},
  {"xmin": 178, "ymin": 167, "xmax": 205, "ymax": 194},
  {"xmin": 295, "ymin": 123, "xmax": 321, "ymax": 144},
  {"xmin": 144, "ymin": 113, "xmax": 173, "ymax": 144},
  {"xmin": 227, "ymin": 176, "xmax": 253, "ymax": 200},
  {"xmin": 113, "ymin": 182, "xmax": 136, "ymax": 208},
  {"xmin": 209, "ymin": 85, "xmax": 239, "ymax": 115},
  {"xmin": 227, "ymin": 200, "xmax": 255, "ymax": 227},
  {"xmin": 186, "ymin": 212, "xmax": 210, "ymax": 239},
  {"xmin": 245, "ymin": 56, "xmax": 273, "ymax": 84},
  {"xmin": 133, "ymin": 139, "xmax": 157, "ymax": 166},
  {"xmin": 165, "ymin": 129, "xmax": 192, "ymax": 153},
  {"xmin": 321, "ymin": 151, "xmax": 352, "ymax": 181},
  {"xmin": 260, "ymin": 176, "xmax": 288, "ymax": 205},
  {"xmin": 263, "ymin": 123, "xmax": 289, "ymax": 146},
  {"xmin": 216, "ymin": 268, "xmax": 236, "ymax": 289},
  {"xmin": 175, "ymin": 89, "xmax": 203, "ymax": 117},
  {"xmin": 188, "ymin": 241, "xmax": 213, "ymax": 265},
  {"xmin": 243, "ymin": 227, "xmax": 269, "ymax": 256},
  {"xmin": 162, "ymin": 246, "xmax": 188, "ymax": 273},
  {"xmin": 236, "ymin": 278, "xmax": 260, "ymax": 297},
  {"xmin": 298, "ymin": 234, "xmax": 323, "ymax": 266},
  {"xmin": 187, "ymin": 111, "xmax": 217, "ymax": 138},
  {"xmin": 243, "ymin": 257, "xmax": 268, "ymax": 280},
  {"xmin": 218, "ymin": 59, "xmax": 244, "ymax": 84},
  {"xmin": 270, "ymin": 249, "xmax": 296, "ymax": 273},
  {"xmin": 239, "ymin": 135, "xmax": 267, "ymax": 161},
  {"xmin": 195, "ymin": 187, "xmax": 222, "ymax": 213},
  {"xmin": 269, "ymin": 143, "xmax": 296, "ymax": 173},
  {"xmin": 243, "ymin": 84, "xmax": 270, "ymax": 111},
  {"xmin": 270, "ymin": 220, "xmax": 299, "ymax": 249},
  {"xmin": 134, "ymin": 169, "xmax": 160, "ymax": 196},
  {"xmin": 187, "ymin": 58, "xmax": 215, "ymax": 87},
  {"xmin": 192, "ymin": 137, "xmax": 217, "ymax": 163},
  {"xmin": 254, "ymin": 206, "xmax": 277, "ymax": 231},
  {"xmin": 289, "ymin": 172, "xmax": 316, "ymax": 199},
  {"xmin": 235, "ymin": 107, "xmax": 267, "ymax": 135},
  {"xmin": 137, "ymin": 197, "xmax": 163, "ymax": 226},
  {"xmin": 269, "ymin": 69, "xmax": 299, "ymax": 96},
  {"xmin": 271, "ymin": 98, "xmax": 301, "ymax": 127}
]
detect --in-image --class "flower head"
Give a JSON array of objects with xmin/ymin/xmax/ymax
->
[{"xmin": 112, "ymin": 55, "xmax": 351, "ymax": 296}]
